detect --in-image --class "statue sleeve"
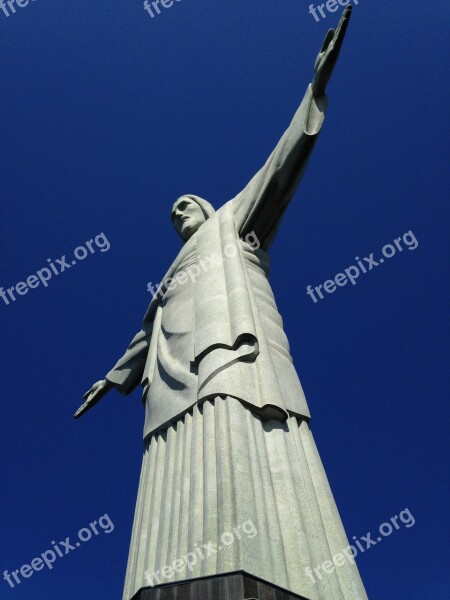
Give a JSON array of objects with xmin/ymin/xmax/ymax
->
[
  {"xmin": 231, "ymin": 84, "xmax": 328, "ymax": 250},
  {"xmin": 105, "ymin": 326, "xmax": 152, "ymax": 396}
]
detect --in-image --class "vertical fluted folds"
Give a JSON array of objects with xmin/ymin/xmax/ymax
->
[{"xmin": 122, "ymin": 397, "xmax": 368, "ymax": 600}]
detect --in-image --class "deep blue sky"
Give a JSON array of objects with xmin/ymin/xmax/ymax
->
[{"xmin": 1, "ymin": 1, "xmax": 449, "ymax": 599}]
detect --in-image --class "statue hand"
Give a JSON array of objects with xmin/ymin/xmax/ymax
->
[
  {"xmin": 312, "ymin": 6, "xmax": 352, "ymax": 97},
  {"xmin": 73, "ymin": 379, "xmax": 113, "ymax": 419}
]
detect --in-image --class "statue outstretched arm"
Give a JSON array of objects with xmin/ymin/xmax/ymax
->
[
  {"xmin": 74, "ymin": 326, "xmax": 152, "ymax": 419},
  {"xmin": 232, "ymin": 7, "xmax": 352, "ymax": 249},
  {"xmin": 104, "ymin": 327, "xmax": 152, "ymax": 394}
]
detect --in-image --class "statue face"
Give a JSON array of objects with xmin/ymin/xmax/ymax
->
[{"xmin": 171, "ymin": 196, "xmax": 206, "ymax": 240}]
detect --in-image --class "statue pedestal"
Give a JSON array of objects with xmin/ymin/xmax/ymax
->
[{"xmin": 130, "ymin": 571, "xmax": 311, "ymax": 600}]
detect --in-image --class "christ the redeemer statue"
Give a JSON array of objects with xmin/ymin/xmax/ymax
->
[{"xmin": 76, "ymin": 7, "xmax": 368, "ymax": 599}]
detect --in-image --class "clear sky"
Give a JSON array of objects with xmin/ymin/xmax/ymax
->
[{"xmin": 1, "ymin": 1, "xmax": 449, "ymax": 599}]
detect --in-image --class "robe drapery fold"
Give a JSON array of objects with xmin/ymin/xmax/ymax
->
[{"xmin": 122, "ymin": 398, "xmax": 369, "ymax": 600}]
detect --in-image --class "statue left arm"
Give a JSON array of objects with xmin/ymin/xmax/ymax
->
[
  {"xmin": 105, "ymin": 326, "xmax": 152, "ymax": 395},
  {"xmin": 232, "ymin": 7, "xmax": 352, "ymax": 250},
  {"xmin": 231, "ymin": 86, "xmax": 327, "ymax": 249},
  {"xmin": 74, "ymin": 325, "xmax": 152, "ymax": 418}
]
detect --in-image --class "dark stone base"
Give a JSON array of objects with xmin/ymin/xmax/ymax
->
[{"xmin": 130, "ymin": 570, "xmax": 311, "ymax": 600}]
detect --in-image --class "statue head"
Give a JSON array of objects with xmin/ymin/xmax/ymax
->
[{"xmin": 171, "ymin": 195, "xmax": 215, "ymax": 241}]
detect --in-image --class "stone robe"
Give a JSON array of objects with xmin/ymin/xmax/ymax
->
[
  {"xmin": 119, "ymin": 84, "xmax": 369, "ymax": 600},
  {"xmin": 106, "ymin": 84, "xmax": 327, "ymax": 441}
]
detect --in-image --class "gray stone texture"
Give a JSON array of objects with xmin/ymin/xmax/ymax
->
[{"xmin": 77, "ymin": 8, "xmax": 368, "ymax": 600}]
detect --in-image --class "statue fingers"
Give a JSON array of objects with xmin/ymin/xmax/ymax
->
[
  {"xmin": 83, "ymin": 388, "xmax": 94, "ymax": 400},
  {"xmin": 334, "ymin": 6, "xmax": 352, "ymax": 51},
  {"xmin": 73, "ymin": 400, "xmax": 90, "ymax": 419},
  {"xmin": 74, "ymin": 390, "xmax": 101, "ymax": 418},
  {"xmin": 335, "ymin": 5, "xmax": 352, "ymax": 33}
]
